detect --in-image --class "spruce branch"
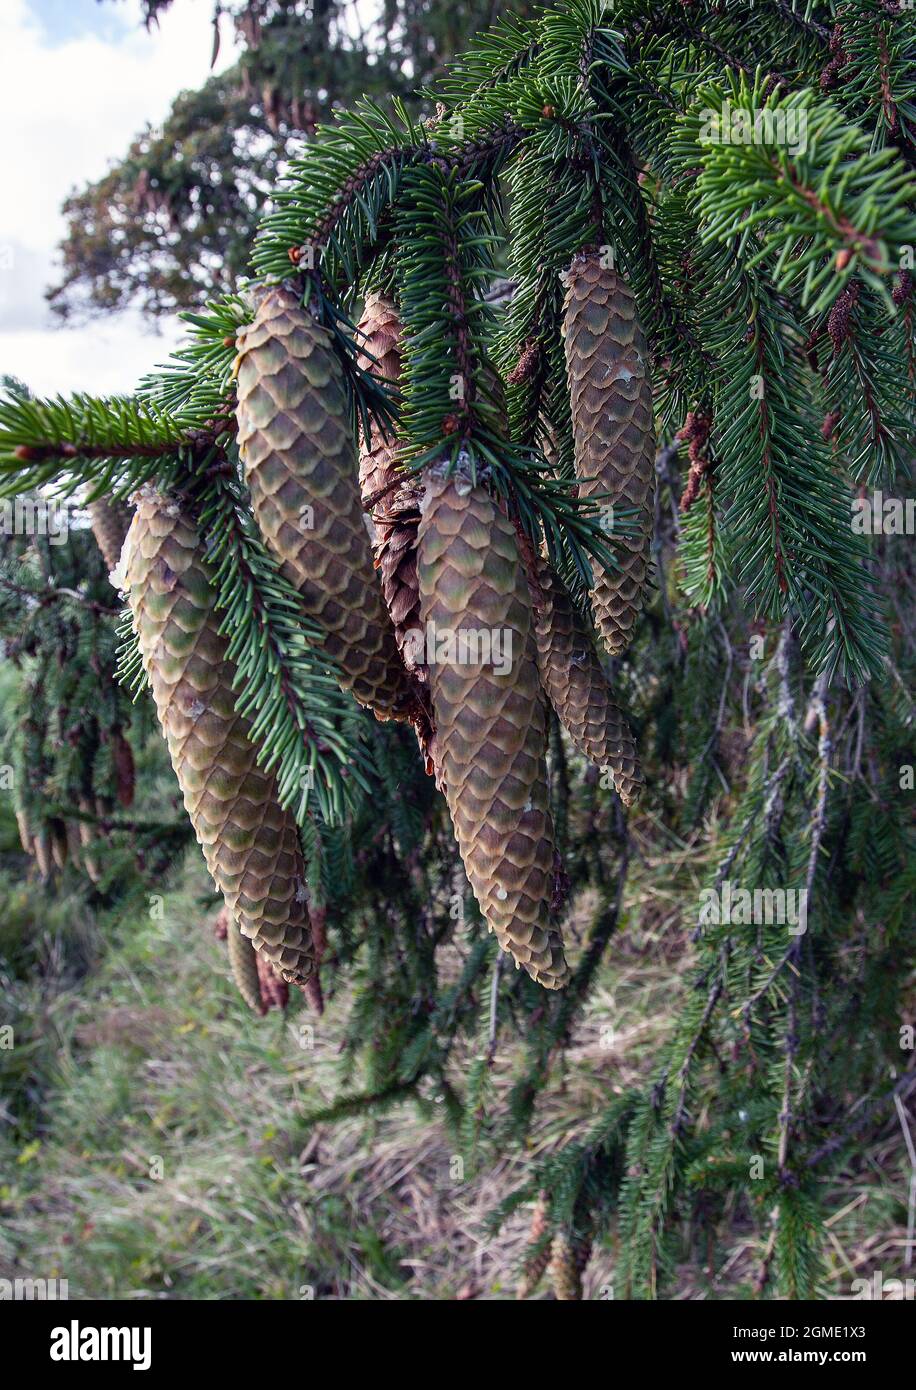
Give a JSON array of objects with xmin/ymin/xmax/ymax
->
[{"xmin": 190, "ymin": 453, "xmax": 373, "ymax": 826}]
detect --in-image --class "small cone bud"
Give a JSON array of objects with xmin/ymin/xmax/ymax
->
[{"xmin": 548, "ymin": 1231, "xmax": 582, "ymax": 1301}]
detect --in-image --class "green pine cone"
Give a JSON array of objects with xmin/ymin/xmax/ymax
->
[
  {"xmin": 123, "ymin": 486, "xmax": 316, "ymax": 987},
  {"xmin": 417, "ymin": 469, "xmax": 569, "ymax": 990}
]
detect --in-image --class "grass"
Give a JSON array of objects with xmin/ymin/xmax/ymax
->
[{"xmin": 0, "ymin": 791, "xmax": 913, "ymax": 1301}]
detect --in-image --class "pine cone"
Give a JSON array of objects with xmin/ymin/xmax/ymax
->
[
  {"xmin": 517, "ymin": 1195, "xmax": 552, "ymax": 1299},
  {"xmin": 574, "ymin": 1235, "xmax": 593, "ymax": 1280},
  {"xmin": 111, "ymin": 728, "xmax": 135, "ymax": 808},
  {"xmin": 49, "ymin": 822, "xmax": 68, "ymax": 871},
  {"xmin": 227, "ymin": 916, "xmax": 266, "ymax": 1015},
  {"xmin": 235, "ymin": 285, "xmax": 415, "ymax": 723},
  {"xmin": 562, "ymin": 254, "xmax": 656, "ymax": 654},
  {"xmin": 548, "ymin": 1231, "xmax": 582, "ymax": 1301},
  {"xmin": 417, "ymin": 469, "xmax": 569, "ymax": 989},
  {"xmin": 356, "ymin": 293, "xmax": 403, "ymax": 499},
  {"xmin": 123, "ymin": 486, "xmax": 316, "ymax": 987},
  {"xmin": 532, "ymin": 559, "xmax": 643, "ymax": 807},
  {"xmin": 257, "ymin": 950, "xmax": 290, "ymax": 1012},
  {"xmin": 14, "ymin": 808, "xmax": 32, "ymax": 856},
  {"xmin": 356, "ymin": 294, "xmax": 425, "ymax": 678},
  {"xmin": 356, "ymin": 294, "xmax": 439, "ymax": 780},
  {"xmin": 87, "ymin": 496, "xmax": 132, "ymax": 573},
  {"xmin": 77, "ymin": 798, "xmax": 100, "ymax": 883},
  {"xmin": 33, "ymin": 828, "xmax": 52, "ymax": 881},
  {"xmin": 65, "ymin": 819, "xmax": 83, "ymax": 869}
]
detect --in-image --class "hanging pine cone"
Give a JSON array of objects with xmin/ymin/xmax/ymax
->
[
  {"xmin": 356, "ymin": 293, "xmax": 403, "ymax": 501},
  {"xmin": 355, "ymin": 294, "xmax": 440, "ymax": 780},
  {"xmin": 87, "ymin": 496, "xmax": 132, "ymax": 573},
  {"xmin": 49, "ymin": 821, "xmax": 68, "ymax": 871},
  {"xmin": 417, "ymin": 468, "xmax": 569, "ymax": 989},
  {"xmin": 303, "ymin": 901, "xmax": 327, "ymax": 1015},
  {"xmin": 65, "ymin": 819, "xmax": 83, "ymax": 870},
  {"xmin": 77, "ymin": 798, "xmax": 101, "ymax": 883},
  {"xmin": 517, "ymin": 1195, "xmax": 552, "ymax": 1299},
  {"xmin": 548, "ymin": 1231, "xmax": 583, "ymax": 1301},
  {"xmin": 110, "ymin": 727, "xmax": 135, "ymax": 808},
  {"xmin": 227, "ymin": 916, "xmax": 266, "ymax": 1015},
  {"xmin": 123, "ymin": 486, "xmax": 316, "ymax": 988},
  {"xmin": 532, "ymin": 559, "xmax": 643, "ymax": 807},
  {"xmin": 356, "ymin": 293, "xmax": 426, "ymax": 679},
  {"xmin": 257, "ymin": 949, "xmax": 290, "ymax": 1012},
  {"xmin": 235, "ymin": 284, "xmax": 416, "ymax": 724},
  {"xmin": 574, "ymin": 1234, "xmax": 593, "ymax": 1283},
  {"xmin": 33, "ymin": 828, "xmax": 52, "ymax": 881},
  {"xmin": 14, "ymin": 807, "xmax": 32, "ymax": 856},
  {"xmin": 562, "ymin": 253, "xmax": 656, "ymax": 654}
]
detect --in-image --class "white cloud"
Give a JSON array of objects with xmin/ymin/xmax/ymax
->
[
  {"xmin": 0, "ymin": 314, "xmax": 185, "ymax": 398},
  {"xmin": 0, "ymin": 0, "xmax": 239, "ymax": 396}
]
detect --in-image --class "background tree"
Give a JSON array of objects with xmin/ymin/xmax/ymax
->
[
  {"xmin": 52, "ymin": 0, "xmax": 532, "ymax": 319},
  {"xmin": 1, "ymin": 0, "xmax": 914, "ymax": 1302}
]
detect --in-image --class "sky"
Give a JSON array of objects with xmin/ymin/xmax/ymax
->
[{"xmin": 0, "ymin": 0, "xmax": 240, "ymax": 398}]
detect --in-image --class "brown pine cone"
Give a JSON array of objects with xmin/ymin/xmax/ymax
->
[
  {"xmin": 517, "ymin": 1195, "xmax": 552, "ymax": 1299},
  {"xmin": 87, "ymin": 496, "xmax": 133, "ymax": 573},
  {"xmin": 227, "ymin": 916, "xmax": 267, "ymax": 1015},
  {"xmin": 298, "ymin": 901, "xmax": 324, "ymax": 1014},
  {"xmin": 257, "ymin": 950, "xmax": 290, "ymax": 1011},
  {"xmin": 417, "ymin": 468, "xmax": 569, "ymax": 989},
  {"xmin": 110, "ymin": 728, "xmax": 135, "ymax": 808},
  {"xmin": 123, "ymin": 486, "xmax": 316, "ymax": 988},
  {"xmin": 562, "ymin": 254, "xmax": 656, "ymax": 654},
  {"xmin": 531, "ymin": 559, "xmax": 643, "ymax": 807},
  {"xmin": 77, "ymin": 798, "xmax": 101, "ymax": 883},
  {"xmin": 14, "ymin": 807, "xmax": 32, "ymax": 856},
  {"xmin": 548, "ymin": 1231, "xmax": 582, "ymax": 1301},
  {"xmin": 235, "ymin": 285, "xmax": 415, "ymax": 723},
  {"xmin": 356, "ymin": 293, "xmax": 426, "ymax": 679}
]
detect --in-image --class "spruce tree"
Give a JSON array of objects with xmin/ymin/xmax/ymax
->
[{"xmin": 2, "ymin": 0, "xmax": 914, "ymax": 1300}]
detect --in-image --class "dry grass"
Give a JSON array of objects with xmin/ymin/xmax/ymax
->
[{"xmin": 1, "ymin": 841, "xmax": 912, "ymax": 1302}]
